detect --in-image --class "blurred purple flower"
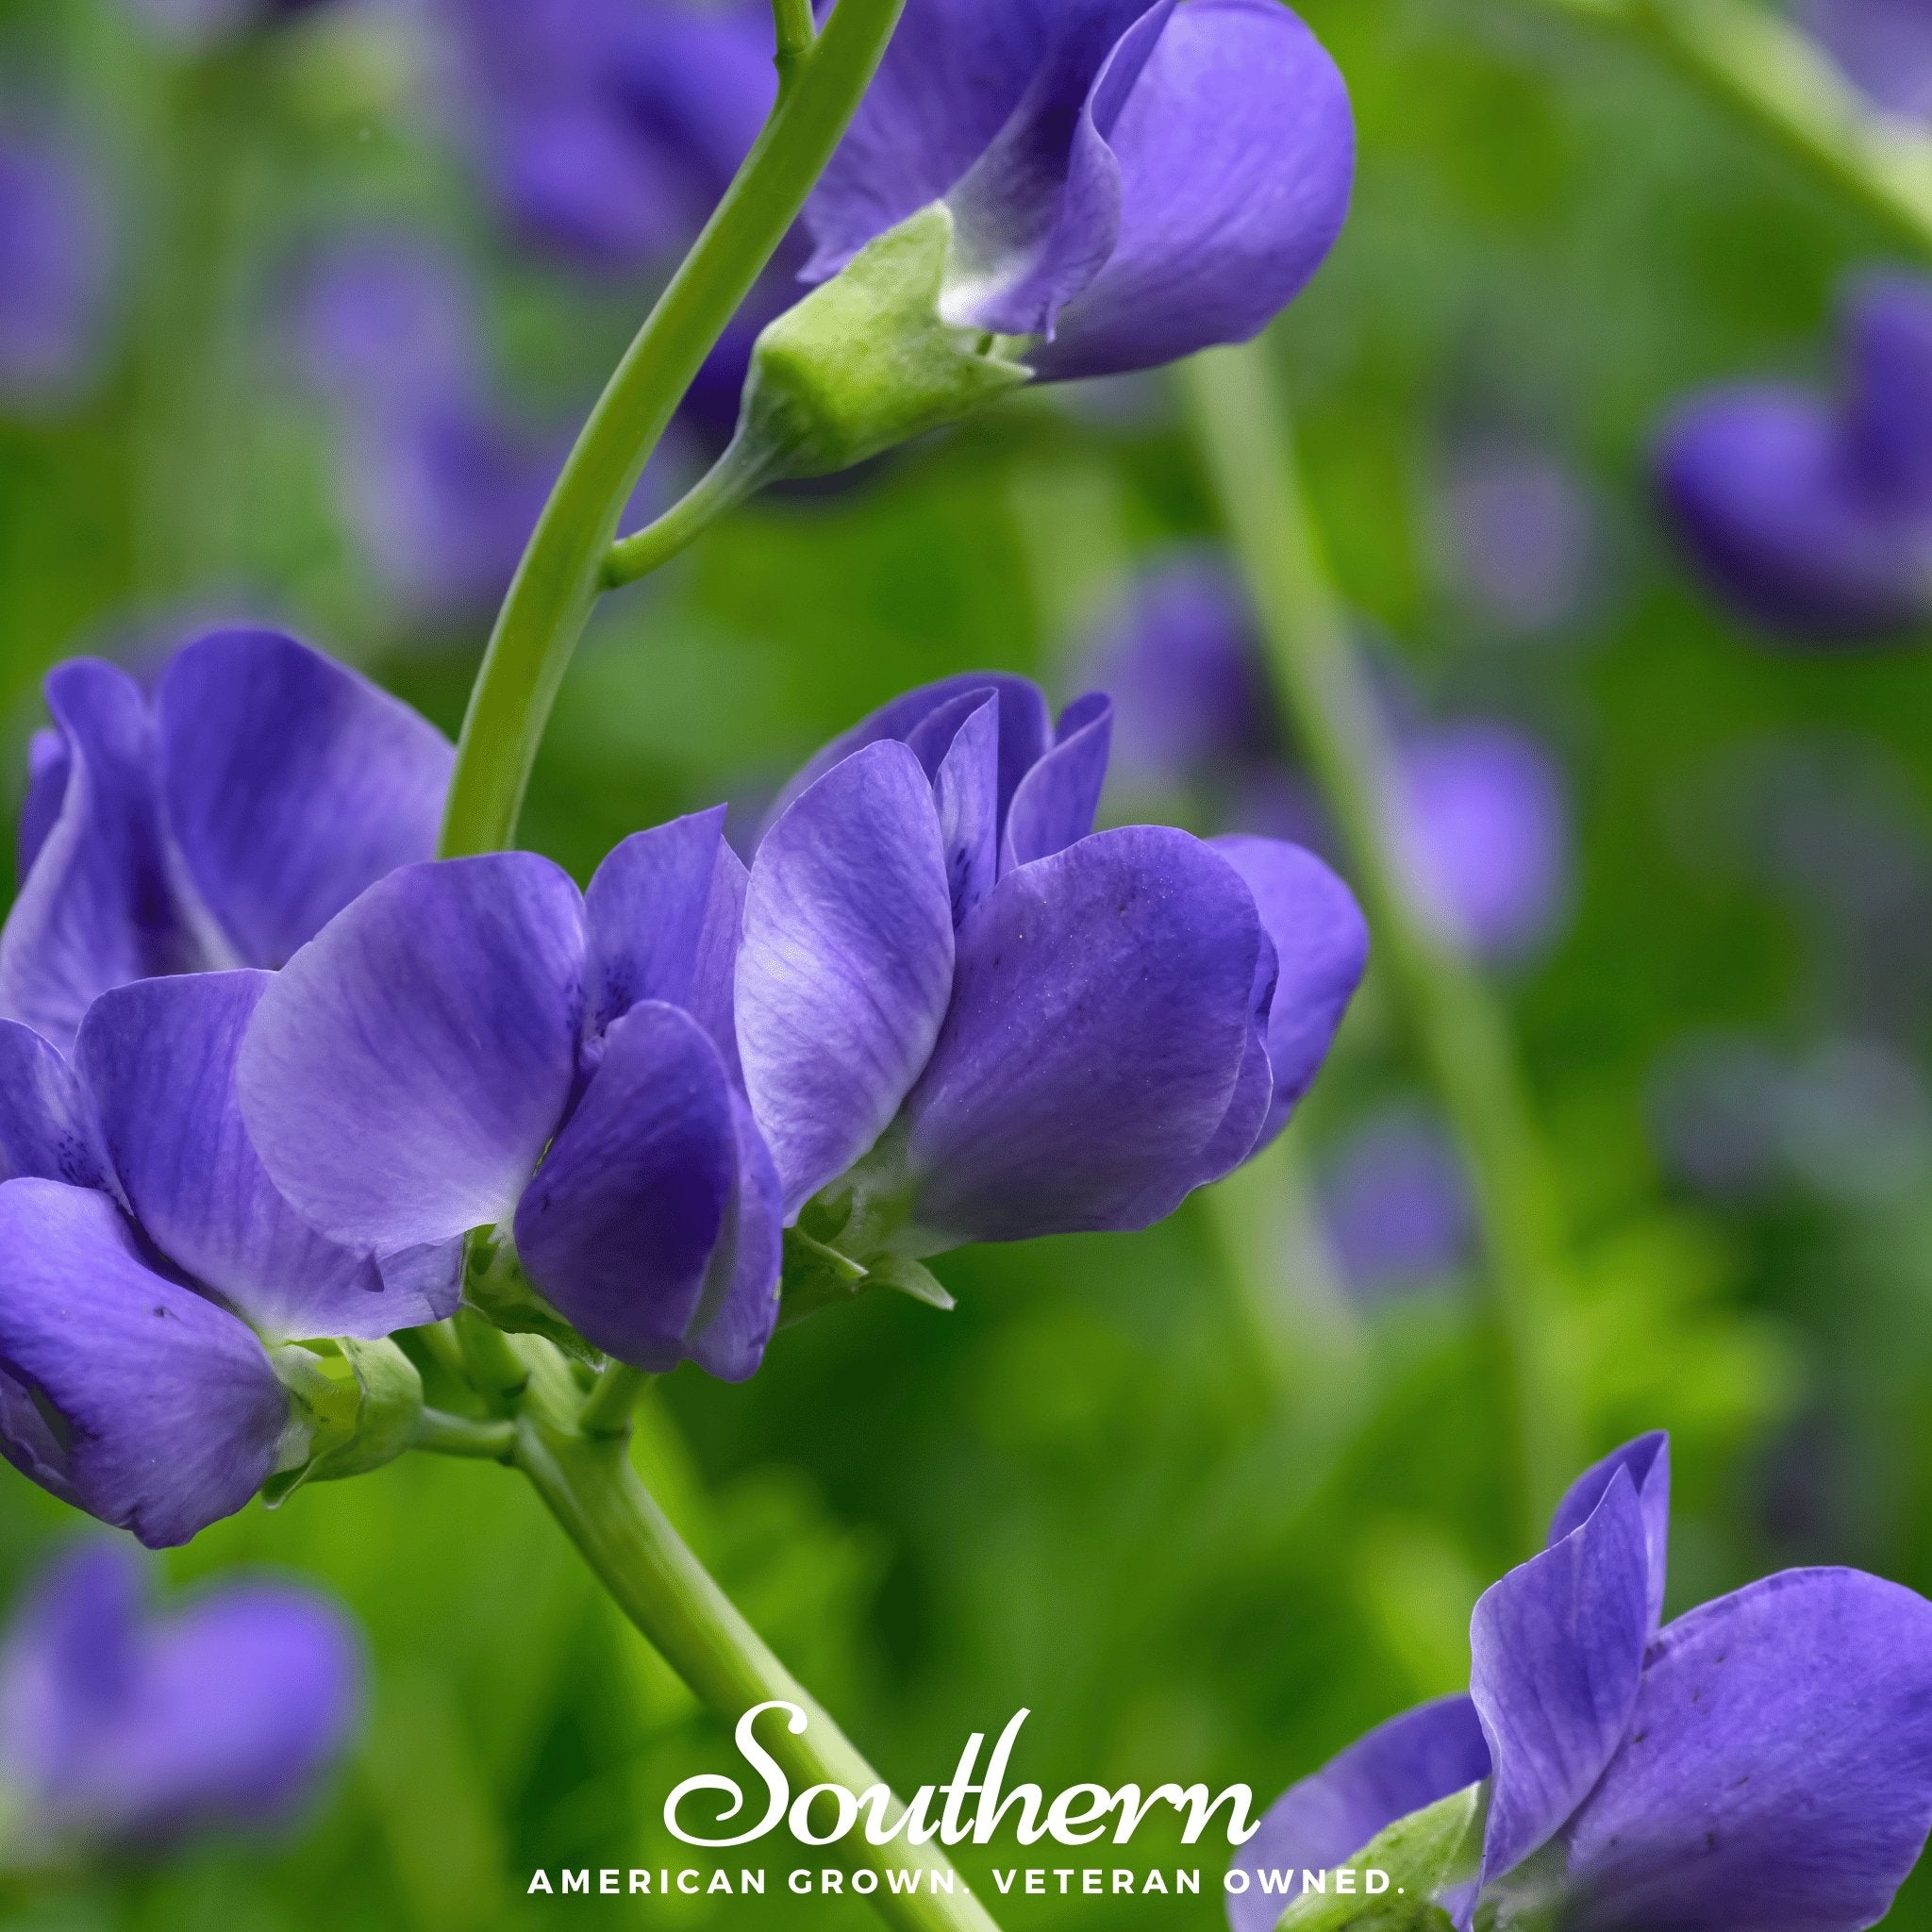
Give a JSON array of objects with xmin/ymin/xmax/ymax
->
[
  {"xmin": 1655, "ymin": 272, "xmax": 1932, "ymax": 641},
  {"xmin": 1317, "ymin": 1103, "xmax": 1472, "ymax": 1300},
  {"xmin": 0, "ymin": 131, "xmax": 112, "ymax": 408},
  {"xmin": 0, "ymin": 1542, "xmax": 359, "ymax": 1856},
  {"xmin": 237, "ymin": 816, "xmax": 781, "ymax": 1378},
  {"xmin": 1437, "ymin": 439, "xmax": 1598, "ymax": 637},
  {"xmin": 1803, "ymin": 0, "xmax": 1932, "ymax": 123},
  {"xmin": 1086, "ymin": 558, "xmax": 1572, "ymax": 960},
  {"xmin": 2, "ymin": 630, "xmax": 452, "ymax": 1056},
  {"xmin": 1233, "ymin": 1433, "xmax": 1932, "ymax": 1932},
  {"xmin": 803, "ymin": 0, "xmax": 1354, "ymax": 381}
]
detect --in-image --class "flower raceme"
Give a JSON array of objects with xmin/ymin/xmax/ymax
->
[
  {"xmin": 0, "ymin": 1541, "xmax": 359, "ymax": 1864},
  {"xmin": 1229, "ymin": 1433, "xmax": 1932, "ymax": 1932},
  {"xmin": 1655, "ymin": 273, "xmax": 1932, "ymax": 642},
  {"xmin": 0, "ymin": 628, "xmax": 453, "ymax": 1056},
  {"xmin": 233, "ymin": 673, "xmax": 1367, "ymax": 1374}
]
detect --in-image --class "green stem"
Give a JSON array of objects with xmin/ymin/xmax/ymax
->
[
  {"xmin": 774, "ymin": 0, "xmax": 820, "ymax": 81},
  {"xmin": 1533, "ymin": 0, "xmax": 1932, "ymax": 255},
  {"xmin": 1180, "ymin": 342, "xmax": 1574, "ymax": 1547},
  {"xmin": 512, "ymin": 1381, "xmax": 1005, "ymax": 1931},
  {"xmin": 577, "ymin": 1362, "xmax": 652, "ymax": 1439},
  {"xmin": 412, "ymin": 1408, "xmax": 517, "ymax": 1461},
  {"xmin": 603, "ymin": 438, "xmax": 775, "ymax": 589},
  {"xmin": 439, "ymin": 0, "xmax": 907, "ymax": 858}
]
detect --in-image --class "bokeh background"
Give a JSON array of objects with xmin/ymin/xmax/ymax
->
[{"xmin": 4, "ymin": 0, "xmax": 1931, "ymax": 1924}]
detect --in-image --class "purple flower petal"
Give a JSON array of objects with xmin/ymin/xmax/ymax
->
[
  {"xmin": 930, "ymin": 696, "xmax": 1003, "ymax": 924},
  {"xmin": 760, "ymin": 674, "xmax": 1053, "ymax": 847},
  {"xmin": 1230, "ymin": 1696, "xmax": 1491, "ymax": 1932},
  {"xmin": 0, "ymin": 661, "xmax": 202, "ymax": 1057},
  {"xmin": 515, "ymin": 1002, "xmax": 739, "ymax": 1371},
  {"xmin": 1804, "ymin": 0, "xmax": 1932, "ymax": 125},
  {"xmin": 739, "ymin": 743, "xmax": 957, "ymax": 1218},
  {"xmin": 1318, "ymin": 1104, "xmax": 1473, "ymax": 1300},
  {"xmin": 1003, "ymin": 691, "xmax": 1113, "ymax": 871},
  {"xmin": 1655, "ymin": 385, "xmax": 1932, "ymax": 640},
  {"xmin": 0, "ymin": 1020, "xmax": 107, "ymax": 1191},
  {"xmin": 238, "ymin": 855, "xmax": 586, "ymax": 1252},
  {"xmin": 1548, "ymin": 1432, "xmax": 1670, "ymax": 1635},
  {"xmin": 1210, "ymin": 835, "xmax": 1368, "ymax": 1144},
  {"xmin": 79, "ymin": 974, "xmax": 455, "ymax": 1342},
  {"xmin": 0, "ymin": 1179, "xmax": 288, "ymax": 1548},
  {"xmin": 19, "ymin": 729, "xmax": 71, "ymax": 879},
  {"xmin": 684, "ymin": 1091, "xmax": 784, "ymax": 1383},
  {"xmin": 941, "ymin": 1, "xmax": 1172, "ymax": 339},
  {"xmin": 1471, "ymin": 1467, "xmax": 1652, "ymax": 1887},
  {"xmin": 0, "ymin": 132, "xmax": 112, "ymax": 403},
  {"xmin": 803, "ymin": 0, "xmax": 1054, "ymax": 281},
  {"xmin": 584, "ymin": 806, "xmax": 746, "ymax": 1073},
  {"xmin": 1841, "ymin": 272, "xmax": 1932, "ymax": 499},
  {"xmin": 1193, "ymin": 918, "xmax": 1278, "ymax": 1183},
  {"xmin": 1033, "ymin": 0, "xmax": 1354, "ymax": 380},
  {"xmin": 156, "ymin": 631, "xmax": 453, "ymax": 971},
  {"xmin": 903, "ymin": 825, "xmax": 1258, "ymax": 1244},
  {"xmin": 1555, "ymin": 1569, "xmax": 1932, "ymax": 1932}
]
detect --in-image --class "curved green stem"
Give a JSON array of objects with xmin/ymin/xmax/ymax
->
[
  {"xmin": 1180, "ymin": 342, "xmax": 1575, "ymax": 1549},
  {"xmin": 1532, "ymin": 0, "xmax": 1932, "ymax": 255},
  {"xmin": 512, "ymin": 1364, "xmax": 1005, "ymax": 1932},
  {"xmin": 412, "ymin": 1408, "xmax": 517, "ymax": 1461},
  {"xmin": 439, "ymin": 0, "xmax": 908, "ymax": 858},
  {"xmin": 603, "ymin": 437, "xmax": 775, "ymax": 589}
]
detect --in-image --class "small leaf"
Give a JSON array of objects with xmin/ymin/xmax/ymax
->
[
  {"xmin": 1269, "ymin": 1783, "xmax": 1488, "ymax": 1932},
  {"xmin": 865, "ymin": 1253, "xmax": 956, "ymax": 1311}
]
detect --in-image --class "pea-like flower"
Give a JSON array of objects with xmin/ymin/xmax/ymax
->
[
  {"xmin": 1088, "ymin": 556, "xmax": 1571, "ymax": 961},
  {"xmin": 0, "ymin": 629, "xmax": 453, "ymax": 1056},
  {"xmin": 1655, "ymin": 273, "xmax": 1932, "ymax": 642},
  {"xmin": 0, "ymin": 1541, "xmax": 359, "ymax": 1862},
  {"xmin": 1231, "ymin": 1432, "xmax": 1932, "ymax": 1932},
  {"xmin": 0, "ymin": 974, "xmax": 455, "ymax": 1548},
  {"xmin": 736, "ymin": 674, "xmax": 1366, "ymax": 1258},
  {"xmin": 235, "ymin": 812, "xmax": 783, "ymax": 1379},
  {"xmin": 0, "ymin": 128, "xmax": 112, "ymax": 408},
  {"xmin": 803, "ymin": 0, "xmax": 1355, "ymax": 382}
]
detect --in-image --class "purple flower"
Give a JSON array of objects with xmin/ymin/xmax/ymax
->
[
  {"xmin": 802, "ymin": 0, "xmax": 1355, "ymax": 381},
  {"xmin": 1, "ymin": 629, "xmax": 453, "ymax": 1057},
  {"xmin": 736, "ymin": 675, "xmax": 1366, "ymax": 1250},
  {"xmin": 0, "ymin": 968, "xmax": 458, "ymax": 1546},
  {"xmin": 1086, "ymin": 558, "xmax": 1572, "ymax": 961},
  {"xmin": 1803, "ymin": 0, "xmax": 1932, "ymax": 123},
  {"xmin": 1317, "ymin": 1103, "xmax": 1473, "ymax": 1300},
  {"xmin": 235, "ymin": 815, "xmax": 782, "ymax": 1378},
  {"xmin": 0, "ymin": 131, "xmax": 112, "ymax": 407},
  {"xmin": 1655, "ymin": 273, "xmax": 1932, "ymax": 641},
  {"xmin": 1437, "ymin": 439, "xmax": 1599, "ymax": 638},
  {"xmin": 0, "ymin": 1541, "xmax": 359, "ymax": 1857},
  {"xmin": 1232, "ymin": 1433, "xmax": 1932, "ymax": 1932}
]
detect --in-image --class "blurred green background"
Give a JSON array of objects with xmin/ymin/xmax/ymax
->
[{"xmin": 5, "ymin": 0, "xmax": 1932, "ymax": 1924}]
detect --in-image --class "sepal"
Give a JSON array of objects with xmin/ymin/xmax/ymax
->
[
  {"xmin": 777, "ymin": 1226, "xmax": 954, "ymax": 1329},
  {"xmin": 462, "ymin": 1227, "xmax": 598, "ymax": 1363},
  {"xmin": 1272, "ymin": 1784, "xmax": 1487, "ymax": 1932},
  {"xmin": 265, "ymin": 1336, "xmax": 423, "ymax": 1502}
]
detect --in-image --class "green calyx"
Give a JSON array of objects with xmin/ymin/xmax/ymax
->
[
  {"xmin": 1270, "ymin": 1782, "xmax": 1488, "ymax": 1932},
  {"xmin": 736, "ymin": 203, "xmax": 1034, "ymax": 483},
  {"xmin": 463, "ymin": 1227, "xmax": 597, "ymax": 1362},
  {"xmin": 267, "ymin": 1336, "xmax": 424, "ymax": 1503},
  {"xmin": 781, "ymin": 1152, "xmax": 954, "ymax": 1328}
]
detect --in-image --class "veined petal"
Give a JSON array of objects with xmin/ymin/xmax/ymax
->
[
  {"xmin": 1548, "ymin": 1433, "xmax": 1670, "ymax": 1635},
  {"xmin": 238, "ymin": 855, "xmax": 586, "ymax": 1252},
  {"xmin": 156, "ymin": 631, "xmax": 453, "ymax": 971},
  {"xmin": 0, "ymin": 1020, "xmax": 107, "ymax": 1191},
  {"xmin": 1553, "ymin": 1569, "xmax": 1932, "ymax": 1932},
  {"xmin": 1002, "ymin": 691, "xmax": 1113, "ymax": 872},
  {"xmin": 1035, "ymin": 0, "xmax": 1355, "ymax": 380},
  {"xmin": 1471, "ymin": 1468, "xmax": 1652, "ymax": 1887},
  {"xmin": 1194, "ymin": 921, "xmax": 1277, "ymax": 1184},
  {"xmin": 0, "ymin": 1180, "xmax": 288, "ymax": 1550},
  {"xmin": 760, "ymin": 674, "xmax": 1052, "ymax": 849},
  {"xmin": 1229, "ymin": 1696, "xmax": 1490, "ymax": 1932},
  {"xmin": 802, "ymin": 0, "xmax": 1055, "ymax": 281},
  {"xmin": 584, "ymin": 806, "xmax": 746, "ymax": 1073},
  {"xmin": 1210, "ymin": 835, "xmax": 1368, "ymax": 1146},
  {"xmin": 514, "ymin": 1003, "xmax": 739, "ymax": 1371},
  {"xmin": 941, "ymin": 1, "xmax": 1172, "ymax": 340},
  {"xmin": 685, "ymin": 1091, "xmax": 784, "ymax": 1384},
  {"xmin": 79, "ymin": 974, "xmax": 455, "ymax": 1342},
  {"xmin": 739, "ymin": 743, "xmax": 957, "ymax": 1217},
  {"xmin": 904, "ymin": 825, "xmax": 1257, "ymax": 1245},
  {"xmin": 0, "ymin": 662, "xmax": 202, "ymax": 1057},
  {"xmin": 932, "ymin": 696, "xmax": 1002, "ymax": 924}
]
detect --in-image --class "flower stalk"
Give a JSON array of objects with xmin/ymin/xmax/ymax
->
[
  {"xmin": 439, "ymin": 0, "xmax": 908, "ymax": 859},
  {"xmin": 1179, "ymin": 340, "xmax": 1575, "ymax": 1547}
]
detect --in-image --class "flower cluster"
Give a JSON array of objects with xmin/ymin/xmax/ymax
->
[
  {"xmin": 1232, "ymin": 1432, "xmax": 1932, "ymax": 1932},
  {"xmin": 0, "ymin": 1541, "xmax": 358, "ymax": 1863},
  {"xmin": 1656, "ymin": 273, "xmax": 1932, "ymax": 642}
]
